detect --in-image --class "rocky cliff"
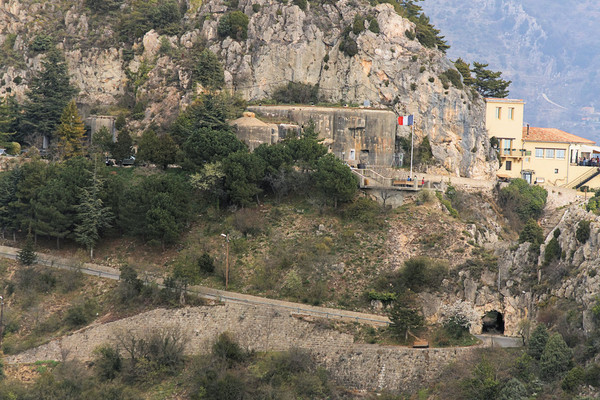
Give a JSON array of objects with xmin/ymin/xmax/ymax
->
[{"xmin": 0, "ymin": 0, "xmax": 496, "ymax": 178}]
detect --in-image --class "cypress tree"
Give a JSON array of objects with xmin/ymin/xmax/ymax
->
[{"xmin": 20, "ymin": 47, "xmax": 77, "ymax": 146}]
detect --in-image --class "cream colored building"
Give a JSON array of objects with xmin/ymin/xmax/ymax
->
[
  {"xmin": 485, "ymin": 98, "xmax": 526, "ymax": 179},
  {"xmin": 521, "ymin": 127, "xmax": 596, "ymax": 187},
  {"xmin": 485, "ymin": 98, "xmax": 600, "ymax": 189}
]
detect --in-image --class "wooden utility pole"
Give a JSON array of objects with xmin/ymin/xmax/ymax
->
[{"xmin": 221, "ymin": 234, "xmax": 230, "ymax": 290}]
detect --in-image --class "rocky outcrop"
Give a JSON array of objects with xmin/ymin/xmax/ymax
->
[
  {"xmin": 540, "ymin": 206, "xmax": 600, "ymax": 333},
  {"xmin": 0, "ymin": 0, "xmax": 497, "ymax": 178}
]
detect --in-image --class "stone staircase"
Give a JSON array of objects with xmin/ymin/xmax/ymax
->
[{"xmin": 563, "ymin": 168, "xmax": 600, "ymax": 189}]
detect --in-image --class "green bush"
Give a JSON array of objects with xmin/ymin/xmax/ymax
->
[
  {"xmin": 252, "ymin": 3, "xmax": 260, "ymax": 12},
  {"xmin": 367, "ymin": 16, "xmax": 380, "ymax": 33},
  {"xmin": 562, "ymin": 366, "xmax": 584, "ymax": 392},
  {"xmin": 544, "ymin": 236, "xmax": 561, "ymax": 265},
  {"xmin": 217, "ymin": 11, "xmax": 249, "ymax": 40},
  {"xmin": 499, "ymin": 179, "xmax": 547, "ymax": 225},
  {"xmin": 497, "ymin": 378, "xmax": 527, "ymax": 400},
  {"xmin": 339, "ymin": 27, "xmax": 358, "ymax": 57},
  {"xmin": 94, "ymin": 345, "xmax": 122, "ymax": 381},
  {"xmin": 342, "ymin": 196, "xmax": 381, "ymax": 224},
  {"xmin": 64, "ymin": 299, "xmax": 98, "ymax": 327},
  {"xmin": 436, "ymin": 191, "xmax": 459, "ymax": 218},
  {"xmin": 528, "ymin": 324, "xmax": 549, "ymax": 360},
  {"xmin": 396, "ymin": 257, "xmax": 447, "ymax": 292},
  {"xmin": 213, "ymin": 332, "xmax": 246, "ymax": 363},
  {"xmin": 272, "ymin": 82, "xmax": 319, "ymax": 104},
  {"xmin": 352, "ymin": 15, "xmax": 365, "ymax": 34},
  {"xmin": 540, "ymin": 333, "xmax": 572, "ymax": 381},
  {"xmin": 519, "ymin": 219, "xmax": 543, "ymax": 245},
  {"xmin": 440, "ymin": 69, "xmax": 463, "ymax": 89},
  {"xmin": 576, "ymin": 220, "xmax": 591, "ymax": 243},
  {"xmin": 292, "ymin": 0, "xmax": 307, "ymax": 10},
  {"xmin": 29, "ymin": 34, "xmax": 53, "ymax": 53}
]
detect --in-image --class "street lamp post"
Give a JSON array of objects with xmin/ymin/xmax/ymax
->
[{"xmin": 221, "ymin": 234, "xmax": 230, "ymax": 290}]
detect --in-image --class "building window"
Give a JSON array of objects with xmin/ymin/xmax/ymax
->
[
  {"xmin": 508, "ymin": 107, "xmax": 514, "ymax": 120},
  {"xmin": 554, "ymin": 168, "xmax": 559, "ymax": 174},
  {"xmin": 546, "ymin": 149, "xmax": 555, "ymax": 158},
  {"xmin": 495, "ymin": 107, "xmax": 502, "ymax": 119},
  {"xmin": 535, "ymin": 148, "xmax": 544, "ymax": 158},
  {"xmin": 505, "ymin": 161, "xmax": 512, "ymax": 171},
  {"xmin": 556, "ymin": 149, "xmax": 565, "ymax": 159}
]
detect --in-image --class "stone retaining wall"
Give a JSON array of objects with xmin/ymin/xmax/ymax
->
[{"xmin": 6, "ymin": 303, "xmax": 476, "ymax": 392}]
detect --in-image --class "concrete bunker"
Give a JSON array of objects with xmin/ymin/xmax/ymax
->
[{"xmin": 481, "ymin": 310, "xmax": 505, "ymax": 334}]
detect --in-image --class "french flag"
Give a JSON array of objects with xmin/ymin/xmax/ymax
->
[{"xmin": 398, "ymin": 115, "xmax": 414, "ymax": 126}]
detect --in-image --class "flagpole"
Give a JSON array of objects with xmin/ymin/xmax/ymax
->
[{"xmin": 410, "ymin": 122, "xmax": 414, "ymax": 179}]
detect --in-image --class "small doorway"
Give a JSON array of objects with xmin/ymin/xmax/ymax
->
[
  {"xmin": 522, "ymin": 172, "xmax": 532, "ymax": 184},
  {"xmin": 482, "ymin": 310, "xmax": 505, "ymax": 334}
]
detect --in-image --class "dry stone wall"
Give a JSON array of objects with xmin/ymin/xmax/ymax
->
[{"xmin": 6, "ymin": 302, "xmax": 476, "ymax": 392}]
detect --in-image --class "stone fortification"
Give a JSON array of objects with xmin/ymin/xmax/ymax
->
[
  {"xmin": 248, "ymin": 105, "xmax": 398, "ymax": 167},
  {"xmin": 6, "ymin": 302, "xmax": 475, "ymax": 392},
  {"xmin": 0, "ymin": 0, "xmax": 497, "ymax": 178}
]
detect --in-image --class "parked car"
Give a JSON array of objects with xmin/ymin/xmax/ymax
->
[{"xmin": 121, "ymin": 156, "xmax": 135, "ymax": 166}]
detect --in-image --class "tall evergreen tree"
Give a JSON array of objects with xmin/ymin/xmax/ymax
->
[
  {"xmin": 112, "ymin": 128, "xmax": 134, "ymax": 163},
  {"xmin": 454, "ymin": 58, "xmax": 475, "ymax": 86},
  {"xmin": 0, "ymin": 167, "xmax": 22, "ymax": 239},
  {"xmin": 13, "ymin": 159, "xmax": 49, "ymax": 238},
  {"xmin": 313, "ymin": 154, "xmax": 358, "ymax": 208},
  {"xmin": 0, "ymin": 96, "xmax": 19, "ymax": 144},
  {"xmin": 17, "ymin": 231, "xmax": 37, "ymax": 266},
  {"xmin": 472, "ymin": 62, "xmax": 511, "ymax": 98},
  {"xmin": 32, "ymin": 177, "xmax": 71, "ymax": 249},
  {"xmin": 55, "ymin": 100, "xmax": 86, "ymax": 159},
  {"xmin": 75, "ymin": 169, "xmax": 113, "ymax": 259},
  {"xmin": 137, "ymin": 130, "xmax": 178, "ymax": 169},
  {"xmin": 20, "ymin": 47, "xmax": 77, "ymax": 146}
]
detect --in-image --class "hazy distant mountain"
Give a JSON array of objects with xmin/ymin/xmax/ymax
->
[{"xmin": 421, "ymin": 0, "xmax": 600, "ymax": 143}]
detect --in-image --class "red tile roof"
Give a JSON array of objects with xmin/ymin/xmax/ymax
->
[{"xmin": 522, "ymin": 127, "xmax": 595, "ymax": 145}]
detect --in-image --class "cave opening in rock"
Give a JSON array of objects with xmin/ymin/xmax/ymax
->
[{"xmin": 482, "ymin": 310, "xmax": 505, "ymax": 334}]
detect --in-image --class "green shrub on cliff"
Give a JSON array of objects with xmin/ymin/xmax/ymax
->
[{"xmin": 218, "ymin": 11, "xmax": 249, "ymax": 40}]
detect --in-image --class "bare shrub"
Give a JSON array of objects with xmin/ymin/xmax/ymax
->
[{"xmin": 233, "ymin": 208, "xmax": 264, "ymax": 236}]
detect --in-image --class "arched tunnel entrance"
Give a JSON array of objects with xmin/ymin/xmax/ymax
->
[{"xmin": 482, "ymin": 310, "xmax": 505, "ymax": 334}]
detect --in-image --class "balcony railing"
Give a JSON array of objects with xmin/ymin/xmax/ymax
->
[{"xmin": 499, "ymin": 148, "xmax": 530, "ymax": 158}]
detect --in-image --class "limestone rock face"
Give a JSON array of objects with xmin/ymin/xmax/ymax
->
[{"xmin": 0, "ymin": 0, "xmax": 496, "ymax": 177}]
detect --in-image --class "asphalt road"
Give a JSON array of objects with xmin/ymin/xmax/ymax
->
[{"xmin": 475, "ymin": 334, "xmax": 523, "ymax": 348}]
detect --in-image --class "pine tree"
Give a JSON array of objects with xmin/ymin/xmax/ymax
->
[
  {"xmin": 0, "ymin": 96, "xmax": 19, "ymax": 144},
  {"xmin": 540, "ymin": 333, "xmax": 572, "ymax": 381},
  {"xmin": 20, "ymin": 47, "xmax": 77, "ymax": 146},
  {"xmin": 55, "ymin": 100, "xmax": 86, "ymax": 159},
  {"xmin": 74, "ymin": 169, "xmax": 113, "ymax": 259},
  {"xmin": 472, "ymin": 62, "xmax": 511, "ymax": 98},
  {"xmin": 112, "ymin": 128, "xmax": 134, "ymax": 163},
  {"xmin": 388, "ymin": 292, "xmax": 424, "ymax": 341},
  {"xmin": 454, "ymin": 58, "xmax": 475, "ymax": 86},
  {"xmin": 17, "ymin": 232, "xmax": 37, "ymax": 266},
  {"xmin": 528, "ymin": 324, "xmax": 549, "ymax": 360}
]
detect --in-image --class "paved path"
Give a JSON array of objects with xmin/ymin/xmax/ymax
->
[
  {"xmin": 475, "ymin": 334, "xmax": 523, "ymax": 348},
  {"xmin": 0, "ymin": 245, "xmax": 391, "ymax": 327}
]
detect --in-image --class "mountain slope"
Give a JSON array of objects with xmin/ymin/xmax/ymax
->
[
  {"xmin": 0, "ymin": 0, "xmax": 497, "ymax": 178},
  {"xmin": 421, "ymin": 0, "xmax": 600, "ymax": 142}
]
